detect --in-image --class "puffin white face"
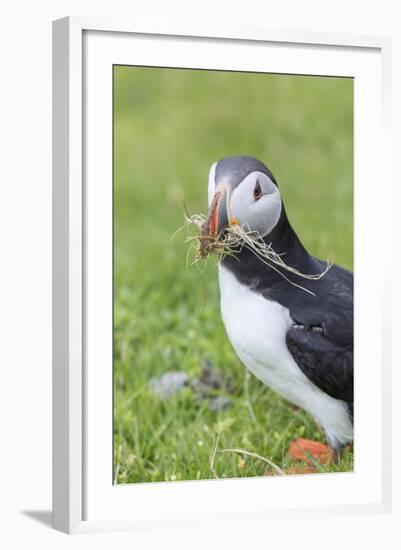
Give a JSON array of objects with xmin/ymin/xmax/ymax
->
[
  {"xmin": 207, "ymin": 159, "xmax": 282, "ymax": 238},
  {"xmin": 230, "ymin": 171, "xmax": 282, "ymax": 237}
]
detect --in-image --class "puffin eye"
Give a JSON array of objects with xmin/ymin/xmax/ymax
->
[{"xmin": 253, "ymin": 179, "xmax": 262, "ymax": 201}]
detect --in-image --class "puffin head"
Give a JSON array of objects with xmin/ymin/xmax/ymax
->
[{"xmin": 206, "ymin": 155, "xmax": 282, "ymax": 239}]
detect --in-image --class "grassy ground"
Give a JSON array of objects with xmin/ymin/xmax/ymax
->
[{"xmin": 113, "ymin": 66, "xmax": 354, "ymax": 483}]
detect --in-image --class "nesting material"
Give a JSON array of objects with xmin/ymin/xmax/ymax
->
[{"xmin": 184, "ymin": 212, "xmax": 331, "ymax": 295}]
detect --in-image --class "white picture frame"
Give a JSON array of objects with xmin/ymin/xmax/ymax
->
[{"xmin": 52, "ymin": 16, "xmax": 392, "ymax": 534}]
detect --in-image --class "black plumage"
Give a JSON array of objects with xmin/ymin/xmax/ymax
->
[{"xmin": 220, "ymin": 161, "xmax": 353, "ymax": 418}]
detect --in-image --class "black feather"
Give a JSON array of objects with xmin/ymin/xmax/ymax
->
[{"xmin": 222, "ymin": 204, "xmax": 354, "ymax": 408}]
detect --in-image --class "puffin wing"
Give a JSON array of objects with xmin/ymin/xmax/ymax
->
[{"xmin": 286, "ymin": 325, "xmax": 353, "ymax": 404}]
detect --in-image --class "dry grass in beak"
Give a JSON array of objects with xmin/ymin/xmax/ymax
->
[
  {"xmin": 183, "ymin": 213, "xmax": 238, "ymax": 262},
  {"xmin": 181, "ymin": 209, "xmax": 331, "ymax": 295}
]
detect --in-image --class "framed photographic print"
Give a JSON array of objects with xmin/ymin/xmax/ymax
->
[{"xmin": 52, "ymin": 17, "xmax": 392, "ymax": 533}]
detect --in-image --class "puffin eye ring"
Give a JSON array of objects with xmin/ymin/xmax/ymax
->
[{"xmin": 253, "ymin": 179, "xmax": 262, "ymax": 201}]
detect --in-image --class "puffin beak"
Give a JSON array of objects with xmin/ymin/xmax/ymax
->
[{"xmin": 208, "ymin": 185, "xmax": 231, "ymax": 237}]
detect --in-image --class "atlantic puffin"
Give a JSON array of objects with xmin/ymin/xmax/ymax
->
[{"xmin": 205, "ymin": 156, "xmax": 353, "ymax": 455}]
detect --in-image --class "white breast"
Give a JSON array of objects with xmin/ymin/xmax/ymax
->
[{"xmin": 218, "ymin": 264, "xmax": 353, "ymax": 448}]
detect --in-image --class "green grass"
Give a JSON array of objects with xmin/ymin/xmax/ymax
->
[{"xmin": 113, "ymin": 66, "xmax": 354, "ymax": 483}]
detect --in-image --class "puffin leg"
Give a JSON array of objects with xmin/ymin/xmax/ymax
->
[{"xmin": 287, "ymin": 438, "xmax": 338, "ymax": 472}]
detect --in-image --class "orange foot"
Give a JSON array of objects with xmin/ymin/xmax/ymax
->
[{"xmin": 287, "ymin": 438, "xmax": 335, "ymax": 474}]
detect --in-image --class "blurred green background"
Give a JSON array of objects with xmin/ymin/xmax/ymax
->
[{"xmin": 113, "ymin": 66, "xmax": 353, "ymax": 483}]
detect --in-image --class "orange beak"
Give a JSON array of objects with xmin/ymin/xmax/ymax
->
[{"xmin": 207, "ymin": 186, "xmax": 230, "ymax": 237}]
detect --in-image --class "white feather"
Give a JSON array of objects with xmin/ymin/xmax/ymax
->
[
  {"xmin": 207, "ymin": 161, "xmax": 217, "ymax": 207},
  {"xmin": 218, "ymin": 264, "xmax": 353, "ymax": 448}
]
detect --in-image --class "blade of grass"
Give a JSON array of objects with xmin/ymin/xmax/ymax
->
[{"xmin": 218, "ymin": 448, "xmax": 286, "ymax": 476}]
